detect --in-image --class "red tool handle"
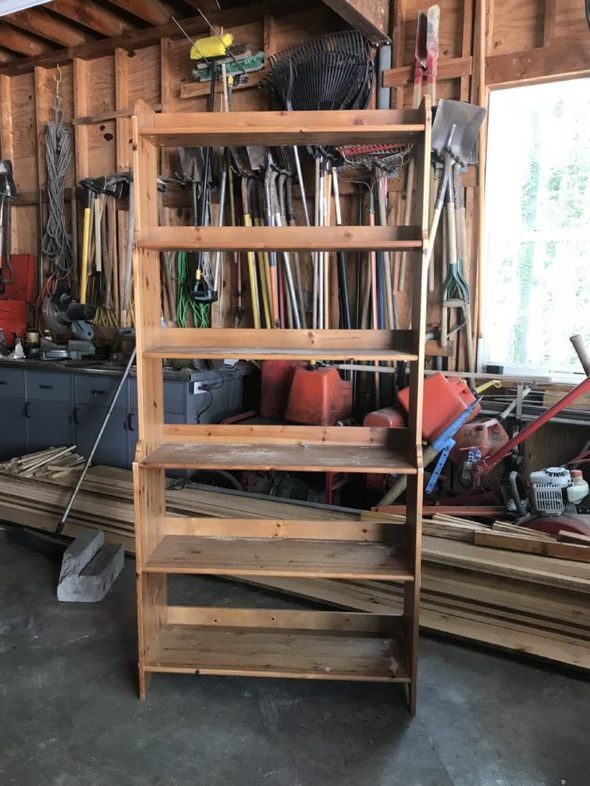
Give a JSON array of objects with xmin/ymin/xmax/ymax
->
[{"xmin": 473, "ymin": 336, "xmax": 590, "ymax": 483}]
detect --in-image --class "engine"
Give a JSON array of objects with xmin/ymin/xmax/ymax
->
[{"xmin": 529, "ymin": 467, "xmax": 589, "ymax": 517}]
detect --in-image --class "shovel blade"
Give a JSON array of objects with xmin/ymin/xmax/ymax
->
[{"xmin": 432, "ymin": 99, "xmax": 486, "ymax": 163}]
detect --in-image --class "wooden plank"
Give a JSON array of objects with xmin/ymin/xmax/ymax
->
[
  {"xmin": 0, "ymin": 75, "xmax": 14, "ymax": 160},
  {"xmin": 160, "ymin": 423, "xmax": 407, "ymax": 446},
  {"xmin": 486, "ymin": 39, "xmax": 590, "ymax": 86},
  {"xmin": 0, "ymin": 22, "xmax": 47, "ymax": 57},
  {"xmin": 4, "ymin": 8, "xmax": 89, "ymax": 48},
  {"xmin": 158, "ymin": 516, "xmax": 403, "ymax": 539},
  {"xmin": 141, "ymin": 441, "xmax": 415, "ymax": 474},
  {"xmin": 422, "ymin": 535, "xmax": 590, "ymax": 593},
  {"xmin": 138, "ymin": 107, "xmax": 424, "ymax": 146},
  {"xmin": 320, "ymin": 0, "xmax": 389, "ymax": 40},
  {"xmin": 147, "ymin": 611, "xmax": 408, "ymax": 681},
  {"xmin": 48, "ymin": 0, "xmax": 134, "ymax": 38},
  {"xmin": 139, "ymin": 225, "xmax": 423, "ymax": 253},
  {"xmin": 73, "ymin": 58, "xmax": 89, "ymax": 181},
  {"xmin": 144, "ymin": 534, "xmax": 412, "ymax": 579},
  {"xmin": 106, "ymin": 0, "xmax": 173, "ymax": 25},
  {"xmin": 143, "ymin": 327, "xmax": 417, "ymax": 360},
  {"xmin": 382, "ymin": 57, "xmax": 473, "ymax": 88},
  {"xmin": 474, "ymin": 531, "xmax": 590, "ymax": 562}
]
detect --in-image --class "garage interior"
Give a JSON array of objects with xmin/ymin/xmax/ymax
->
[{"xmin": 0, "ymin": 1, "xmax": 589, "ymax": 784}]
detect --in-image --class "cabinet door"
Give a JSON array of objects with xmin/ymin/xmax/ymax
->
[
  {"xmin": 0, "ymin": 396, "xmax": 28, "ymax": 460},
  {"xmin": 75, "ymin": 404, "xmax": 128, "ymax": 468},
  {"xmin": 25, "ymin": 400, "xmax": 76, "ymax": 452}
]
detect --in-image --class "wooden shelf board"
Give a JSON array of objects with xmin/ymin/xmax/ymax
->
[
  {"xmin": 138, "ymin": 108, "xmax": 425, "ymax": 147},
  {"xmin": 140, "ymin": 442, "xmax": 416, "ymax": 474},
  {"xmin": 142, "ymin": 327, "xmax": 417, "ymax": 361},
  {"xmin": 144, "ymin": 347, "xmax": 418, "ymax": 361},
  {"xmin": 145, "ymin": 625, "xmax": 409, "ymax": 682},
  {"xmin": 143, "ymin": 535, "xmax": 414, "ymax": 580},
  {"xmin": 138, "ymin": 225, "xmax": 424, "ymax": 252}
]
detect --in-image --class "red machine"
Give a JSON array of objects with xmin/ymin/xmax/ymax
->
[
  {"xmin": 397, "ymin": 372, "xmax": 480, "ymax": 441},
  {"xmin": 0, "ymin": 254, "xmax": 35, "ymax": 349}
]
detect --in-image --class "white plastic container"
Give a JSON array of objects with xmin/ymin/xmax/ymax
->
[{"xmin": 567, "ymin": 470, "xmax": 589, "ymax": 505}]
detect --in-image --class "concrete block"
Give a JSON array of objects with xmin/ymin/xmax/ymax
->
[{"xmin": 57, "ymin": 531, "xmax": 124, "ymax": 602}]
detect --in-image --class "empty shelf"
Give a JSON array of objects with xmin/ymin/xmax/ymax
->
[
  {"xmin": 138, "ymin": 107, "xmax": 425, "ymax": 147},
  {"xmin": 138, "ymin": 225, "xmax": 423, "ymax": 252},
  {"xmin": 142, "ymin": 327, "xmax": 417, "ymax": 361},
  {"xmin": 145, "ymin": 625, "xmax": 409, "ymax": 682},
  {"xmin": 143, "ymin": 535, "xmax": 413, "ymax": 580},
  {"xmin": 141, "ymin": 442, "xmax": 416, "ymax": 474}
]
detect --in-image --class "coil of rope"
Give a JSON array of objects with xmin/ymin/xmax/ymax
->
[{"xmin": 41, "ymin": 66, "xmax": 73, "ymax": 281}]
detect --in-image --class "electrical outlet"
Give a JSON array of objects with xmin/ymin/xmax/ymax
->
[{"xmin": 189, "ymin": 381, "xmax": 207, "ymax": 395}]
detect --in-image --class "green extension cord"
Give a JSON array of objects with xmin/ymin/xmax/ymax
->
[{"xmin": 175, "ymin": 251, "xmax": 211, "ymax": 328}]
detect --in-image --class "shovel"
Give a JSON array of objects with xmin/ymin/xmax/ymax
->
[{"xmin": 425, "ymin": 99, "xmax": 486, "ymax": 270}]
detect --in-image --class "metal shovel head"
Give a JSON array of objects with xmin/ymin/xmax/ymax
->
[
  {"xmin": 0, "ymin": 159, "xmax": 16, "ymax": 198},
  {"xmin": 431, "ymin": 99, "xmax": 486, "ymax": 163},
  {"xmin": 178, "ymin": 147, "xmax": 204, "ymax": 183}
]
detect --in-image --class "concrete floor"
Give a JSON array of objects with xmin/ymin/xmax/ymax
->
[{"xmin": 1, "ymin": 532, "xmax": 589, "ymax": 786}]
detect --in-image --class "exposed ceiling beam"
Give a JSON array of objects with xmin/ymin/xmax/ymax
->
[
  {"xmin": 0, "ymin": 0, "xmax": 310, "ymax": 76},
  {"xmin": 0, "ymin": 21, "xmax": 48, "ymax": 56},
  {"xmin": 46, "ymin": 0, "xmax": 135, "ymax": 38},
  {"xmin": 0, "ymin": 47, "xmax": 16, "ymax": 64},
  {"xmin": 3, "ymin": 7, "xmax": 90, "ymax": 47},
  {"xmin": 320, "ymin": 0, "xmax": 389, "ymax": 41},
  {"xmin": 104, "ymin": 0, "xmax": 173, "ymax": 26}
]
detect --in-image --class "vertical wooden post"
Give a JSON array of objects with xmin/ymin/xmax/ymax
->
[
  {"xmin": 0, "ymin": 75, "xmax": 14, "ymax": 161},
  {"xmin": 115, "ymin": 48, "xmax": 131, "ymax": 326},
  {"xmin": 132, "ymin": 99, "xmax": 167, "ymax": 700},
  {"xmin": 404, "ymin": 96, "xmax": 431, "ymax": 714},
  {"xmin": 73, "ymin": 58, "xmax": 89, "ymax": 181}
]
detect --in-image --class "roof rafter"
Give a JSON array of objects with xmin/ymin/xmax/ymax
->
[
  {"xmin": 0, "ymin": 22, "xmax": 49, "ymax": 57},
  {"xmin": 105, "ymin": 0, "xmax": 174, "ymax": 27},
  {"xmin": 46, "ymin": 0, "xmax": 135, "ymax": 38},
  {"xmin": 4, "ymin": 8, "xmax": 90, "ymax": 48}
]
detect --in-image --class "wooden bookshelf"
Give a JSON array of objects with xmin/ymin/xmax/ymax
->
[{"xmin": 131, "ymin": 100, "xmax": 430, "ymax": 713}]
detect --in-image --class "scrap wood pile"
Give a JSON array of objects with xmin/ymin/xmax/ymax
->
[
  {"xmin": 0, "ymin": 453, "xmax": 589, "ymax": 670},
  {"xmin": 0, "ymin": 446, "xmax": 85, "ymax": 479}
]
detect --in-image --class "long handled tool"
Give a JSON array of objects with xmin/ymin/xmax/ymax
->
[{"xmin": 6, "ymin": 349, "xmax": 136, "ymax": 600}]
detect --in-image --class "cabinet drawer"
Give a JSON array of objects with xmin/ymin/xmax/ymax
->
[
  {"xmin": 129, "ymin": 379, "xmax": 185, "ymax": 415},
  {"xmin": 75, "ymin": 374, "xmax": 127, "ymax": 409},
  {"xmin": 26, "ymin": 371, "xmax": 72, "ymax": 402},
  {"xmin": 0, "ymin": 367, "xmax": 25, "ymax": 398}
]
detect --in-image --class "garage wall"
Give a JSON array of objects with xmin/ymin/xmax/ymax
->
[{"xmin": 0, "ymin": 0, "xmax": 587, "ymax": 355}]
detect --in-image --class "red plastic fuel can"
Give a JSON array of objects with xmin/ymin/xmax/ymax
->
[
  {"xmin": 285, "ymin": 366, "xmax": 352, "ymax": 426},
  {"xmin": 397, "ymin": 372, "xmax": 480, "ymax": 441}
]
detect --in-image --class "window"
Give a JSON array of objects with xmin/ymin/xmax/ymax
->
[{"xmin": 482, "ymin": 78, "xmax": 590, "ymax": 377}]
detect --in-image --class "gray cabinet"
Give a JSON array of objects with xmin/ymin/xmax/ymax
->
[
  {"xmin": 0, "ymin": 368, "xmax": 27, "ymax": 460},
  {"xmin": 0, "ymin": 397, "xmax": 27, "ymax": 460},
  {"xmin": 74, "ymin": 374, "xmax": 129, "ymax": 468},
  {"xmin": 25, "ymin": 371, "xmax": 75, "ymax": 452}
]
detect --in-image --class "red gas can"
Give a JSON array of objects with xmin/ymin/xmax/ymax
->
[
  {"xmin": 285, "ymin": 366, "xmax": 352, "ymax": 426},
  {"xmin": 397, "ymin": 372, "xmax": 480, "ymax": 441},
  {"xmin": 450, "ymin": 418, "xmax": 509, "ymax": 464},
  {"xmin": 0, "ymin": 299, "xmax": 27, "ymax": 349},
  {"xmin": 1, "ymin": 255, "xmax": 35, "ymax": 302},
  {"xmin": 363, "ymin": 407, "xmax": 406, "ymax": 428},
  {"xmin": 260, "ymin": 360, "xmax": 303, "ymax": 419}
]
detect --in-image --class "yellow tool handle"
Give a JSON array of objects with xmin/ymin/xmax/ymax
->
[
  {"xmin": 243, "ymin": 212, "xmax": 261, "ymax": 329},
  {"xmin": 79, "ymin": 205, "xmax": 91, "ymax": 304},
  {"xmin": 475, "ymin": 379, "xmax": 502, "ymax": 394}
]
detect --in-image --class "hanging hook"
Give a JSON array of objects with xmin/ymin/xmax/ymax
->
[{"xmin": 53, "ymin": 64, "xmax": 63, "ymax": 122}]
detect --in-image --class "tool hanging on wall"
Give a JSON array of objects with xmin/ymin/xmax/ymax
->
[
  {"xmin": 0, "ymin": 160, "xmax": 16, "ymax": 295},
  {"xmin": 41, "ymin": 67, "xmax": 73, "ymax": 286},
  {"xmin": 429, "ymin": 99, "xmax": 486, "ymax": 371}
]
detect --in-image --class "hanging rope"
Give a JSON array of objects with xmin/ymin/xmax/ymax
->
[{"xmin": 41, "ymin": 66, "xmax": 73, "ymax": 280}]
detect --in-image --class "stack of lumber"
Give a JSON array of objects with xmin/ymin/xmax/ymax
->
[
  {"xmin": 0, "ymin": 446, "xmax": 85, "ymax": 479},
  {"xmin": 0, "ymin": 454, "xmax": 588, "ymax": 670}
]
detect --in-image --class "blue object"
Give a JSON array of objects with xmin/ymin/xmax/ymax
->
[{"xmin": 425, "ymin": 398, "xmax": 481, "ymax": 494}]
